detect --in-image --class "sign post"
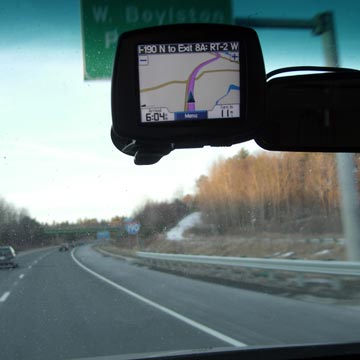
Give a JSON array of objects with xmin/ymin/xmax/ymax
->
[
  {"xmin": 80, "ymin": 0, "xmax": 232, "ymax": 79},
  {"xmin": 124, "ymin": 218, "xmax": 141, "ymax": 248}
]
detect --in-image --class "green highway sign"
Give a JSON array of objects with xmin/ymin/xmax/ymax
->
[
  {"xmin": 44, "ymin": 227, "xmax": 121, "ymax": 235},
  {"xmin": 80, "ymin": 0, "xmax": 233, "ymax": 80}
]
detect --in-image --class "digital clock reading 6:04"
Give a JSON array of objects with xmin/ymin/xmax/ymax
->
[{"xmin": 145, "ymin": 111, "xmax": 169, "ymax": 122}]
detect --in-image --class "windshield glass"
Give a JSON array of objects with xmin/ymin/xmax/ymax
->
[
  {"xmin": 1, "ymin": 1, "xmax": 360, "ymax": 359},
  {"xmin": 0, "ymin": 248, "xmax": 12, "ymax": 256}
]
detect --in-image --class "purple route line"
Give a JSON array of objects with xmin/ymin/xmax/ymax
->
[{"xmin": 187, "ymin": 52, "xmax": 221, "ymax": 111}]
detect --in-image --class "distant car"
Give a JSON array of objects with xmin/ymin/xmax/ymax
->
[
  {"xmin": 58, "ymin": 243, "xmax": 69, "ymax": 252},
  {"xmin": 0, "ymin": 246, "xmax": 18, "ymax": 268}
]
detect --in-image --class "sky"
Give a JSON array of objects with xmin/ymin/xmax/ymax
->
[{"xmin": 1, "ymin": 0, "xmax": 360, "ymax": 223}]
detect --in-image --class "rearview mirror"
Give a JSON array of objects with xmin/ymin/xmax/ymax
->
[{"xmin": 255, "ymin": 71, "xmax": 360, "ymax": 152}]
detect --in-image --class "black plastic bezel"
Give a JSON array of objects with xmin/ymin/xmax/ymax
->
[{"xmin": 111, "ymin": 24, "xmax": 265, "ymax": 149}]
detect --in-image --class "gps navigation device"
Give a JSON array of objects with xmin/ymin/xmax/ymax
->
[{"xmin": 111, "ymin": 24, "xmax": 265, "ymax": 164}]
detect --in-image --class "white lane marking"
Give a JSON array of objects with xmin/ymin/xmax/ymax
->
[
  {"xmin": 71, "ymin": 250, "xmax": 246, "ymax": 348},
  {"xmin": 0, "ymin": 292, "xmax": 10, "ymax": 302},
  {"xmin": 19, "ymin": 274, "xmax": 24, "ymax": 279},
  {"xmin": 26, "ymin": 251, "xmax": 52, "ymax": 271}
]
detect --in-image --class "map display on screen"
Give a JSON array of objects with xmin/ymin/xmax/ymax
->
[{"xmin": 138, "ymin": 42, "xmax": 240, "ymax": 123}]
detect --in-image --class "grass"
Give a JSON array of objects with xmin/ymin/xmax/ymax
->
[{"xmin": 103, "ymin": 232, "xmax": 345, "ymax": 260}]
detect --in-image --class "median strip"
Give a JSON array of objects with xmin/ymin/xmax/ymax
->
[{"xmin": 71, "ymin": 249, "xmax": 247, "ymax": 348}]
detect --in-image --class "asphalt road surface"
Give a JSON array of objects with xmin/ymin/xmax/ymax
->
[{"xmin": 0, "ymin": 244, "xmax": 359, "ymax": 360}]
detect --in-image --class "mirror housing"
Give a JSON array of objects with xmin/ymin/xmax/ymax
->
[{"xmin": 255, "ymin": 71, "xmax": 360, "ymax": 152}]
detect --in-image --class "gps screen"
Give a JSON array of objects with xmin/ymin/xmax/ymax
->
[{"xmin": 138, "ymin": 42, "xmax": 240, "ymax": 123}]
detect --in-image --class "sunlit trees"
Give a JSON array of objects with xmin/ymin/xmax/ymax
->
[{"xmin": 195, "ymin": 150, "xmax": 342, "ymax": 234}]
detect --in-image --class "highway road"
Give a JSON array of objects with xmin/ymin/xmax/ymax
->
[{"xmin": 0, "ymin": 244, "xmax": 359, "ymax": 360}]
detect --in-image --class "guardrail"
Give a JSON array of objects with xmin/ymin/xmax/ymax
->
[{"xmin": 137, "ymin": 252, "xmax": 360, "ymax": 277}]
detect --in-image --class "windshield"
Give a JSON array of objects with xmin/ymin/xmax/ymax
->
[
  {"xmin": 1, "ymin": 1, "xmax": 360, "ymax": 359},
  {"xmin": 0, "ymin": 248, "xmax": 12, "ymax": 256}
]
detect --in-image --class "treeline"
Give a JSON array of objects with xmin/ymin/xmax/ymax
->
[
  {"xmin": 129, "ymin": 150, "xmax": 350, "ymax": 239},
  {"xmin": 47, "ymin": 216, "xmax": 124, "ymax": 229},
  {"xmin": 133, "ymin": 198, "xmax": 194, "ymax": 238},
  {"xmin": 0, "ymin": 198, "xmax": 46, "ymax": 249},
  {"xmin": 46, "ymin": 202, "xmax": 194, "ymax": 242},
  {"xmin": 195, "ymin": 150, "xmax": 343, "ymax": 234},
  {"xmin": 44, "ymin": 216, "xmax": 126, "ymax": 242}
]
